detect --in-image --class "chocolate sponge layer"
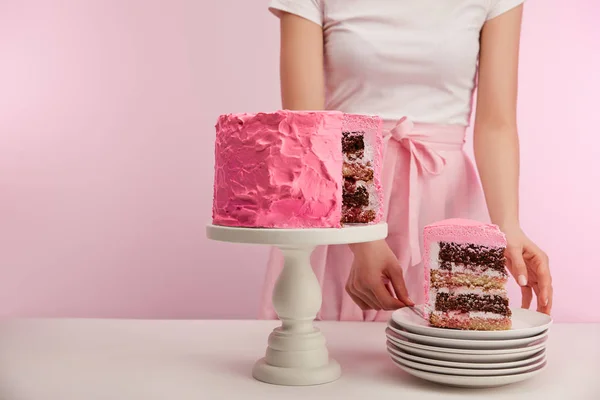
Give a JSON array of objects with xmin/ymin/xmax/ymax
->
[
  {"xmin": 342, "ymin": 131, "xmax": 365, "ymax": 155},
  {"xmin": 438, "ymin": 242, "xmax": 506, "ymax": 272},
  {"xmin": 435, "ymin": 292, "xmax": 511, "ymax": 316},
  {"xmin": 341, "ymin": 208, "xmax": 375, "ymax": 224},
  {"xmin": 343, "ymin": 184, "xmax": 369, "ymax": 208}
]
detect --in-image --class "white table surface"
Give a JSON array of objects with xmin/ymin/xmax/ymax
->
[{"xmin": 0, "ymin": 319, "xmax": 598, "ymax": 400}]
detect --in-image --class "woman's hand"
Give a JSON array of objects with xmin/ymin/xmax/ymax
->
[
  {"xmin": 345, "ymin": 240, "xmax": 414, "ymax": 311},
  {"xmin": 502, "ymin": 226, "xmax": 553, "ymax": 315}
]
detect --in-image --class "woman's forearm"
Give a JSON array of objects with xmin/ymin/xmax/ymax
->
[{"xmin": 473, "ymin": 125, "xmax": 521, "ymax": 231}]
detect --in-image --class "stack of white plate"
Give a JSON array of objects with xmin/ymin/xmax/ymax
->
[{"xmin": 386, "ymin": 308, "xmax": 552, "ymax": 388}]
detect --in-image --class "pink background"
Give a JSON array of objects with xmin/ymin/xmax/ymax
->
[{"xmin": 0, "ymin": 1, "xmax": 598, "ymax": 321}]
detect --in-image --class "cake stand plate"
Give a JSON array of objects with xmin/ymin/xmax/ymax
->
[{"xmin": 206, "ymin": 223, "xmax": 388, "ymax": 386}]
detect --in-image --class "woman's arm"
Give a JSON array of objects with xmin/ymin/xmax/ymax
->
[
  {"xmin": 278, "ymin": 13, "xmax": 325, "ymax": 110},
  {"xmin": 278, "ymin": 12, "xmax": 412, "ymax": 310},
  {"xmin": 475, "ymin": 5, "xmax": 553, "ymax": 314},
  {"xmin": 475, "ymin": 6, "xmax": 522, "ymax": 233}
]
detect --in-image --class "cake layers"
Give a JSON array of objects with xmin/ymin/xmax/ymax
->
[
  {"xmin": 424, "ymin": 219, "xmax": 511, "ymax": 331},
  {"xmin": 340, "ymin": 113, "xmax": 384, "ymax": 224},
  {"xmin": 212, "ymin": 110, "xmax": 383, "ymax": 228}
]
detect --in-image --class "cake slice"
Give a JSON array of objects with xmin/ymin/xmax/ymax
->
[{"xmin": 423, "ymin": 219, "xmax": 511, "ymax": 330}]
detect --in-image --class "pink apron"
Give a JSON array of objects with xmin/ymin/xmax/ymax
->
[{"xmin": 259, "ymin": 118, "xmax": 488, "ymax": 321}]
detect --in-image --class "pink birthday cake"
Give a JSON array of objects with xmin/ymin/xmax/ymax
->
[
  {"xmin": 212, "ymin": 110, "xmax": 384, "ymax": 228},
  {"xmin": 424, "ymin": 219, "xmax": 511, "ymax": 331}
]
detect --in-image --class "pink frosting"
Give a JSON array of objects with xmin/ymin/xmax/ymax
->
[
  {"xmin": 424, "ymin": 218, "xmax": 506, "ymax": 247},
  {"xmin": 423, "ymin": 218, "xmax": 507, "ymax": 305},
  {"xmin": 212, "ymin": 110, "xmax": 346, "ymax": 228}
]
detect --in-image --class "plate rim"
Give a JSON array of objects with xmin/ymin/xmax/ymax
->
[
  {"xmin": 388, "ymin": 347, "xmax": 547, "ymax": 376},
  {"xmin": 385, "ymin": 328, "xmax": 548, "ymax": 355},
  {"xmin": 385, "ymin": 340, "xmax": 546, "ymax": 369},
  {"xmin": 392, "ymin": 358, "xmax": 548, "ymax": 387},
  {"xmin": 387, "ymin": 321, "xmax": 549, "ymax": 349},
  {"xmin": 391, "ymin": 307, "xmax": 553, "ymax": 340},
  {"xmin": 387, "ymin": 339, "xmax": 544, "ymax": 362}
]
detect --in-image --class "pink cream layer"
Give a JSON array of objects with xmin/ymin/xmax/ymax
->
[
  {"xmin": 212, "ymin": 110, "xmax": 345, "ymax": 228},
  {"xmin": 423, "ymin": 218, "xmax": 507, "ymax": 304}
]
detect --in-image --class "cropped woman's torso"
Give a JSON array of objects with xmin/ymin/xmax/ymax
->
[{"xmin": 269, "ymin": 0, "xmax": 525, "ymax": 126}]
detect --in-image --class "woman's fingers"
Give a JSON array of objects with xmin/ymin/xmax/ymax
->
[
  {"xmin": 506, "ymin": 245, "xmax": 529, "ymax": 287},
  {"xmin": 524, "ymin": 246, "xmax": 552, "ymax": 314},
  {"xmin": 345, "ymin": 269, "xmax": 372, "ymax": 310},
  {"xmin": 531, "ymin": 281, "xmax": 552, "ymax": 315},
  {"xmin": 349, "ymin": 284, "xmax": 380, "ymax": 310},
  {"xmin": 532, "ymin": 281, "xmax": 552, "ymax": 315},
  {"xmin": 371, "ymin": 282, "xmax": 405, "ymax": 310},
  {"xmin": 506, "ymin": 246, "xmax": 528, "ymax": 287},
  {"xmin": 534, "ymin": 252, "xmax": 552, "ymax": 311},
  {"xmin": 352, "ymin": 274, "xmax": 382, "ymax": 310},
  {"xmin": 531, "ymin": 283, "xmax": 545, "ymax": 313},
  {"xmin": 346, "ymin": 268, "xmax": 381, "ymax": 310},
  {"xmin": 360, "ymin": 289, "xmax": 382, "ymax": 310},
  {"xmin": 386, "ymin": 264, "xmax": 414, "ymax": 306},
  {"xmin": 543, "ymin": 285, "xmax": 553, "ymax": 315},
  {"xmin": 521, "ymin": 285, "xmax": 533, "ymax": 309},
  {"xmin": 347, "ymin": 290, "xmax": 371, "ymax": 310},
  {"xmin": 345, "ymin": 246, "xmax": 416, "ymax": 312}
]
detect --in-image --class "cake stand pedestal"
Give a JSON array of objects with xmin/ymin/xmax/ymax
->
[{"xmin": 206, "ymin": 223, "xmax": 388, "ymax": 386}]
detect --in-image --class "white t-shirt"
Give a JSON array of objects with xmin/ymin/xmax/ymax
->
[{"xmin": 269, "ymin": 0, "xmax": 525, "ymax": 126}]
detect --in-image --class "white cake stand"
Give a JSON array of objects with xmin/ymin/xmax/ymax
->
[{"xmin": 206, "ymin": 223, "xmax": 388, "ymax": 386}]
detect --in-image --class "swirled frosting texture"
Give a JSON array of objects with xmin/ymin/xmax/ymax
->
[{"xmin": 213, "ymin": 111, "xmax": 345, "ymax": 228}]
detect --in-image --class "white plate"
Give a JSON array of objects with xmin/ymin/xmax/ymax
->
[
  {"xmin": 388, "ymin": 347, "xmax": 547, "ymax": 377},
  {"xmin": 391, "ymin": 359, "xmax": 547, "ymax": 388},
  {"xmin": 386, "ymin": 327, "xmax": 547, "ymax": 355},
  {"xmin": 386, "ymin": 340, "xmax": 546, "ymax": 369},
  {"xmin": 386, "ymin": 332, "xmax": 546, "ymax": 363},
  {"xmin": 387, "ymin": 321, "xmax": 548, "ymax": 350},
  {"xmin": 392, "ymin": 307, "xmax": 552, "ymax": 340}
]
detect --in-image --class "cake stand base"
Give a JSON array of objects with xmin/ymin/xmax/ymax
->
[
  {"xmin": 206, "ymin": 223, "xmax": 388, "ymax": 386},
  {"xmin": 252, "ymin": 358, "xmax": 341, "ymax": 386}
]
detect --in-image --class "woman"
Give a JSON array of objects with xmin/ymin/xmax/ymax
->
[{"xmin": 259, "ymin": 0, "xmax": 553, "ymax": 321}]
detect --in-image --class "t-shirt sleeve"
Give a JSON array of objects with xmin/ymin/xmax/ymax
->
[
  {"xmin": 486, "ymin": 0, "xmax": 525, "ymax": 20},
  {"xmin": 268, "ymin": 0, "xmax": 323, "ymax": 26}
]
